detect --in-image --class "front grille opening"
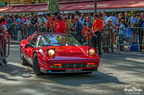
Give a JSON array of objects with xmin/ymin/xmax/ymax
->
[{"xmin": 62, "ymin": 63, "xmax": 87, "ymax": 68}]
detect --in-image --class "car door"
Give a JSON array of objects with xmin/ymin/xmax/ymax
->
[
  {"xmin": 25, "ymin": 35, "xmax": 39, "ymax": 64},
  {"xmin": 21, "ymin": 34, "xmax": 35, "ymax": 59}
]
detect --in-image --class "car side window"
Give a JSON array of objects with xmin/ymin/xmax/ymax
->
[{"xmin": 30, "ymin": 35, "xmax": 39, "ymax": 46}]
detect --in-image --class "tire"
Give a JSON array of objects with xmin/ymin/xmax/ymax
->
[
  {"xmin": 33, "ymin": 54, "xmax": 42, "ymax": 75},
  {"xmin": 20, "ymin": 50, "xmax": 29, "ymax": 65}
]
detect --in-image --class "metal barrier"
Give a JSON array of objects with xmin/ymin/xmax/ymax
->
[
  {"xmin": 102, "ymin": 27, "xmax": 114, "ymax": 52},
  {"xmin": 7, "ymin": 23, "xmax": 144, "ymax": 52},
  {"xmin": 101, "ymin": 27, "xmax": 144, "ymax": 52},
  {"xmin": 8, "ymin": 24, "xmax": 47, "ymax": 42},
  {"xmin": 117, "ymin": 27, "xmax": 144, "ymax": 51},
  {"xmin": 0, "ymin": 33, "xmax": 11, "ymax": 66}
]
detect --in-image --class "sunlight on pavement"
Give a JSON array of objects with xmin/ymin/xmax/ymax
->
[{"xmin": 125, "ymin": 58, "xmax": 144, "ymax": 63}]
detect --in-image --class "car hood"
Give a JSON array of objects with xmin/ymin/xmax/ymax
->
[
  {"xmin": 55, "ymin": 46, "xmax": 86, "ymax": 54},
  {"xmin": 41, "ymin": 46, "xmax": 90, "ymax": 56},
  {"xmin": 36, "ymin": 46, "xmax": 99, "ymax": 62}
]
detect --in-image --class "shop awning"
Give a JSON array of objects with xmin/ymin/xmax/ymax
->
[
  {"xmin": 26, "ymin": 3, "xmax": 48, "ymax": 12},
  {"xmin": 0, "ymin": 6, "xmax": 10, "ymax": 12},
  {"xmin": 60, "ymin": 0, "xmax": 144, "ymax": 11},
  {"xmin": 3, "ymin": 5, "xmax": 33, "ymax": 13},
  {"xmin": 0, "ymin": 0, "xmax": 144, "ymax": 13}
]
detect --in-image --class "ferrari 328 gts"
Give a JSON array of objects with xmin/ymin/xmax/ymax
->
[{"xmin": 20, "ymin": 33, "xmax": 100, "ymax": 75}]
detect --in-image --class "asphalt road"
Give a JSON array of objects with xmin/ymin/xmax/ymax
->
[{"xmin": 0, "ymin": 44, "xmax": 144, "ymax": 95}]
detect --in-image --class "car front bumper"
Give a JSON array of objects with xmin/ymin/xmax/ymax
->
[
  {"xmin": 38, "ymin": 59, "xmax": 100, "ymax": 73},
  {"xmin": 40, "ymin": 68, "xmax": 98, "ymax": 73}
]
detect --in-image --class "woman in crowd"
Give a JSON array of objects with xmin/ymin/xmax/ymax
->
[
  {"xmin": 63, "ymin": 16, "xmax": 71, "ymax": 34},
  {"xmin": 103, "ymin": 19, "xmax": 115, "ymax": 52}
]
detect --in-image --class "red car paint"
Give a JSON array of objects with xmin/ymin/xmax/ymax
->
[{"xmin": 20, "ymin": 33, "xmax": 100, "ymax": 73}]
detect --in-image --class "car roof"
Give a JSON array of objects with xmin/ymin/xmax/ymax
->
[{"xmin": 35, "ymin": 32, "xmax": 71, "ymax": 36}]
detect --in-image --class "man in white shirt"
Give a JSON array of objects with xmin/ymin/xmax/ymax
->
[{"xmin": 37, "ymin": 12, "xmax": 47, "ymax": 32}]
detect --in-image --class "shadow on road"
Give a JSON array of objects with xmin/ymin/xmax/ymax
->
[
  {"xmin": 36, "ymin": 72, "xmax": 125, "ymax": 86},
  {"xmin": 0, "ymin": 64, "xmax": 33, "ymax": 81},
  {"xmin": 101, "ymin": 52, "xmax": 144, "ymax": 76}
]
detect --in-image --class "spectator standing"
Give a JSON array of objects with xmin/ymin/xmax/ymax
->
[
  {"xmin": 46, "ymin": 13, "xmax": 53, "ymax": 32},
  {"xmin": 26, "ymin": 16, "xmax": 33, "ymax": 36},
  {"xmin": 74, "ymin": 16, "xmax": 83, "ymax": 44},
  {"xmin": 55, "ymin": 16, "xmax": 66, "ymax": 33},
  {"xmin": 79, "ymin": 13, "xmax": 86, "ymax": 24},
  {"xmin": 137, "ymin": 14, "xmax": 141, "ymax": 22},
  {"xmin": 67, "ymin": 13, "xmax": 71, "ymax": 19},
  {"xmin": 0, "ymin": 17, "xmax": 8, "ymax": 65},
  {"xmin": 81, "ymin": 24, "xmax": 92, "ymax": 47},
  {"xmin": 69, "ymin": 15, "xmax": 75, "ymax": 36},
  {"xmin": 138, "ymin": 12, "xmax": 144, "ymax": 51},
  {"xmin": 37, "ymin": 12, "xmax": 46, "ymax": 32},
  {"xmin": 118, "ymin": 20, "xmax": 126, "ymax": 51},
  {"xmin": 128, "ymin": 12, "xmax": 138, "ymax": 27},
  {"xmin": 116, "ymin": 17, "xmax": 121, "ymax": 26},
  {"xmin": 6, "ymin": 14, "xmax": 11, "ymax": 29},
  {"xmin": 74, "ymin": 11, "xmax": 81, "ymax": 20},
  {"xmin": 103, "ymin": 19, "xmax": 115, "ymax": 52},
  {"xmin": 107, "ymin": 13, "xmax": 117, "ymax": 26},
  {"xmin": 1, "ymin": 16, "xmax": 8, "ymax": 33},
  {"xmin": 86, "ymin": 16, "xmax": 92, "ymax": 28},
  {"xmin": 107, "ymin": 13, "xmax": 117, "ymax": 45},
  {"xmin": 88, "ymin": 12, "xmax": 94, "ymax": 22},
  {"xmin": 21, "ymin": 15, "xmax": 28, "ymax": 37},
  {"xmin": 124, "ymin": 12, "xmax": 130, "ymax": 23},
  {"xmin": 98, "ymin": 13, "xmax": 103, "ymax": 20},
  {"xmin": 7, "ymin": 16, "xmax": 14, "ymax": 35},
  {"xmin": 31, "ymin": 15, "xmax": 37, "ymax": 32},
  {"xmin": 13, "ymin": 15, "xmax": 22, "ymax": 40},
  {"xmin": 5, "ymin": 14, "xmax": 10, "ymax": 20},
  {"xmin": 92, "ymin": 14, "xmax": 103, "ymax": 57},
  {"xmin": 102, "ymin": 11, "xmax": 108, "ymax": 24},
  {"xmin": 31, "ymin": 15, "xmax": 37, "ymax": 25},
  {"xmin": 63, "ymin": 16, "xmax": 71, "ymax": 34}
]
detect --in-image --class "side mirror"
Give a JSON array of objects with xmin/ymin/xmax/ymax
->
[{"xmin": 25, "ymin": 43, "xmax": 35, "ymax": 48}]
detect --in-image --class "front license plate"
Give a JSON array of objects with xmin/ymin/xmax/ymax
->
[{"xmin": 66, "ymin": 69, "xmax": 82, "ymax": 73}]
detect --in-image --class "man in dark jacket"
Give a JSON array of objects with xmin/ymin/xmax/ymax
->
[
  {"xmin": 74, "ymin": 16, "xmax": 83, "ymax": 44},
  {"xmin": 138, "ymin": 12, "xmax": 144, "ymax": 51}
]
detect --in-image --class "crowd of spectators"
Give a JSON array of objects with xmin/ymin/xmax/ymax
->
[{"xmin": 0, "ymin": 11, "xmax": 144, "ymax": 55}]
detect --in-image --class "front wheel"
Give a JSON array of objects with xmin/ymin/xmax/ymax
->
[{"xmin": 33, "ymin": 54, "xmax": 42, "ymax": 75}]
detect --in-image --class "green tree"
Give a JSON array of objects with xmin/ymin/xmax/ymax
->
[{"xmin": 48, "ymin": 0, "xmax": 60, "ymax": 15}]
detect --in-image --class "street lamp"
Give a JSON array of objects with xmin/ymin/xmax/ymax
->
[{"xmin": 94, "ymin": 0, "xmax": 97, "ymax": 13}]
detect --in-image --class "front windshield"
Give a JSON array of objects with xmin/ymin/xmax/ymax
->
[{"xmin": 38, "ymin": 34, "xmax": 81, "ymax": 47}]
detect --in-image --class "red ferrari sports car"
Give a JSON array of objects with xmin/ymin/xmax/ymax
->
[{"xmin": 20, "ymin": 33, "xmax": 100, "ymax": 75}]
